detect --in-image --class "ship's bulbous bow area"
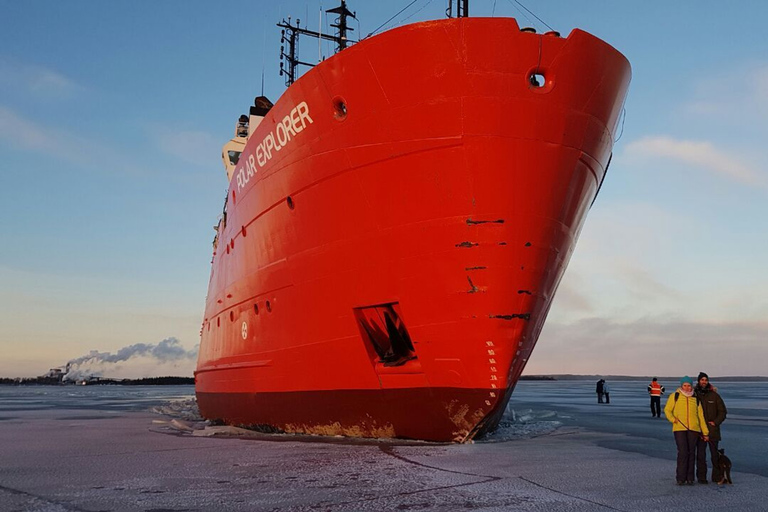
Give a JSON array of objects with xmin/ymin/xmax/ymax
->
[{"xmin": 195, "ymin": 17, "xmax": 631, "ymax": 442}]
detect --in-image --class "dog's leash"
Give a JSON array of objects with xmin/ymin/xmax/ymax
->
[{"xmin": 674, "ymin": 417, "xmax": 695, "ymax": 432}]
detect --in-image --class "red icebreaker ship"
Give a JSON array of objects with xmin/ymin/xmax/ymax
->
[{"xmin": 195, "ymin": 3, "xmax": 631, "ymax": 442}]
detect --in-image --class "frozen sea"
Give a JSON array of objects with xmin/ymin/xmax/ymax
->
[
  {"xmin": 0, "ymin": 380, "xmax": 767, "ymax": 511},
  {"xmin": 501, "ymin": 379, "xmax": 768, "ymax": 477}
]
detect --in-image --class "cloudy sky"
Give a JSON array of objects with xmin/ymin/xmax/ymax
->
[{"xmin": 1, "ymin": 1, "xmax": 766, "ymax": 378}]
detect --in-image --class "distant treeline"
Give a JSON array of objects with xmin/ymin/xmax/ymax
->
[
  {"xmin": 518, "ymin": 375, "xmax": 557, "ymax": 381},
  {"xmin": 0, "ymin": 376, "xmax": 195, "ymax": 386},
  {"xmin": 0, "ymin": 376, "xmax": 63, "ymax": 385},
  {"xmin": 89, "ymin": 377, "xmax": 195, "ymax": 385}
]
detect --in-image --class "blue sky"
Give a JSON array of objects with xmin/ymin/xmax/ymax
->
[{"xmin": 1, "ymin": 1, "xmax": 766, "ymax": 378}]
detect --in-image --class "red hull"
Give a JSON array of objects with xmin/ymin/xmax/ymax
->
[{"xmin": 195, "ymin": 17, "xmax": 630, "ymax": 442}]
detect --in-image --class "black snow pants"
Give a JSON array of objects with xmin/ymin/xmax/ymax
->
[
  {"xmin": 674, "ymin": 430, "xmax": 699, "ymax": 483},
  {"xmin": 697, "ymin": 437, "xmax": 721, "ymax": 482},
  {"xmin": 650, "ymin": 396, "xmax": 661, "ymax": 417}
]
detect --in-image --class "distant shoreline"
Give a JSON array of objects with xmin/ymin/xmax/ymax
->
[
  {"xmin": 521, "ymin": 374, "xmax": 768, "ymax": 382},
  {"xmin": 0, "ymin": 376, "xmax": 195, "ymax": 386},
  {"xmin": 2, "ymin": 374, "xmax": 767, "ymax": 385}
]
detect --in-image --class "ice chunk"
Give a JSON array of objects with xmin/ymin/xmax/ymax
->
[
  {"xmin": 150, "ymin": 398, "xmax": 202, "ymax": 422},
  {"xmin": 480, "ymin": 405, "xmax": 562, "ymax": 442}
]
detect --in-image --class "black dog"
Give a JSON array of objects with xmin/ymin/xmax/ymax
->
[{"xmin": 716, "ymin": 449, "xmax": 733, "ymax": 484}]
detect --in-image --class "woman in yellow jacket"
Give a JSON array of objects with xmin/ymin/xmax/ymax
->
[{"xmin": 665, "ymin": 376, "xmax": 710, "ymax": 485}]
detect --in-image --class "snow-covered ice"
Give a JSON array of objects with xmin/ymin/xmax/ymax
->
[{"xmin": 0, "ymin": 381, "xmax": 766, "ymax": 511}]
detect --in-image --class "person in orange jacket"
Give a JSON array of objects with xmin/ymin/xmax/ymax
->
[
  {"xmin": 648, "ymin": 377, "xmax": 665, "ymax": 418},
  {"xmin": 665, "ymin": 376, "xmax": 709, "ymax": 485}
]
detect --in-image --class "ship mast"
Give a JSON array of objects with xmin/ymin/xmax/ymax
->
[
  {"xmin": 277, "ymin": 1, "xmax": 357, "ymax": 87},
  {"xmin": 446, "ymin": 0, "xmax": 469, "ymax": 18},
  {"xmin": 326, "ymin": 0, "xmax": 356, "ymax": 52}
]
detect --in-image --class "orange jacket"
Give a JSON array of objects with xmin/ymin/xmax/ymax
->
[{"xmin": 648, "ymin": 381, "xmax": 664, "ymax": 397}]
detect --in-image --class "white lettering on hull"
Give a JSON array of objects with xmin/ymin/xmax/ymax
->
[{"xmin": 235, "ymin": 101, "xmax": 313, "ymax": 191}]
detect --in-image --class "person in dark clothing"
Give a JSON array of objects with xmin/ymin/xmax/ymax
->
[
  {"xmin": 596, "ymin": 379, "xmax": 604, "ymax": 403},
  {"xmin": 694, "ymin": 372, "xmax": 727, "ymax": 483},
  {"xmin": 648, "ymin": 377, "xmax": 665, "ymax": 417}
]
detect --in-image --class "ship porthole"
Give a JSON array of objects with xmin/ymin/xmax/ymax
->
[
  {"xmin": 230, "ymin": 311, "xmax": 234, "ymax": 322},
  {"xmin": 254, "ymin": 303, "xmax": 259, "ymax": 315},
  {"xmin": 266, "ymin": 300, "xmax": 272, "ymax": 312},
  {"xmin": 232, "ymin": 190, "xmax": 236, "ymax": 204},
  {"xmin": 241, "ymin": 225, "xmax": 247, "ymax": 237},
  {"xmin": 286, "ymin": 196, "xmax": 295, "ymax": 210},
  {"xmin": 332, "ymin": 96, "xmax": 347, "ymax": 121},
  {"xmin": 217, "ymin": 317, "xmax": 221, "ymax": 327}
]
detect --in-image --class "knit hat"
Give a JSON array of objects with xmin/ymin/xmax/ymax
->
[
  {"xmin": 652, "ymin": 377, "xmax": 658, "ymax": 381},
  {"xmin": 697, "ymin": 372, "xmax": 709, "ymax": 381},
  {"xmin": 680, "ymin": 376, "xmax": 693, "ymax": 386}
]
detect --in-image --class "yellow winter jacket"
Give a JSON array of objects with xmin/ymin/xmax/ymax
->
[{"xmin": 664, "ymin": 389, "xmax": 710, "ymax": 435}]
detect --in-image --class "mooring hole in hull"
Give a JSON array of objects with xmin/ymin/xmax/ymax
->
[{"xmin": 354, "ymin": 302, "xmax": 416, "ymax": 367}]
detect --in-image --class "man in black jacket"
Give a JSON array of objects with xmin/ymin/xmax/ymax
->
[{"xmin": 694, "ymin": 372, "xmax": 727, "ymax": 483}]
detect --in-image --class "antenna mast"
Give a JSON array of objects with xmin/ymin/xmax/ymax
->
[
  {"xmin": 326, "ymin": 0, "xmax": 356, "ymax": 52},
  {"xmin": 446, "ymin": 0, "xmax": 469, "ymax": 18},
  {"xmin": 277, "ymin": 1, "xmax": 357, "ymax": 87}
]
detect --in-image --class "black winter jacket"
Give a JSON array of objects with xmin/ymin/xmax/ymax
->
[{"xmin": 694, "ymin": 385, "xmax": 727, "ymax": 441}]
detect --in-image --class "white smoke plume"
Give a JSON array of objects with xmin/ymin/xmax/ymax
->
[{"xmin": 62, "ymin": 337, "xmax": 198, "ymax": 381}]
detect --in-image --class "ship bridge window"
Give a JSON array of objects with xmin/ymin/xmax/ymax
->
[
  {"xmin": 354, "ymin": 303, "xmax": 416, "ymax": 367},
  {"xmin": 228, "ymin": 150, "xmax": 242, "ymax": 165}
]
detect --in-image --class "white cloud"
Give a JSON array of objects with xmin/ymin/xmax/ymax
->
[
  {"xmin": 0, "ymin": 105, "xmax": 92, "ymax": 164},
  {"xmin": 551, "ymin": 277, "xmax": 593, "ymax": 313},
  {"xmin": 614, "ymin": 263, "xmax": 682, "ymax": 302},
  {"xmin": 561, "ymin": 202, "xmax": 695, "ymax": 308},
  {"xmin": 756, "ymin": 66, "xmax": 768, "ymax": 112},
  {"xmin": 683, "ymin": 62, "xmax": 768, "ymax": 123},
  {"xmin": 0, "ymin": 59, "xmax": 82, "ymax": 97},
  {"xmin": 0, "ymin": 105, "xmax": 152, "ymax": 176},
  {"xmin": 546, "ymin": 197, "xmax": 768, "ymax": 330},
  {"xmin": 625, "ymin": 136, "xmax": 765, "ymax": 187},
  {"xmin": 148, "ymin": 125, "xmax": 221, "ymax": 168},
  {"xmin": 526, "ymin": 317, "xmax": 768, "ymax": 376},
  {"xmin": 0, "ymin": 105, "xmax": 41, "ymax": 150}
]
